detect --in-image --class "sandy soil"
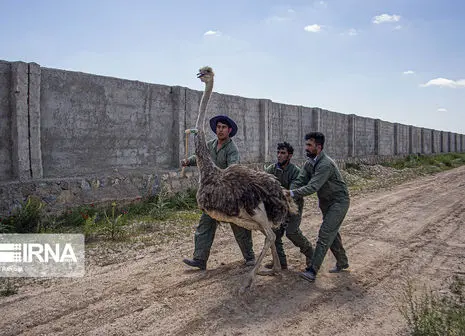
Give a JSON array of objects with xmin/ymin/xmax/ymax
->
[{"xmin": 1, "ymin": 166, "xmax": 465, "ymax": 336}]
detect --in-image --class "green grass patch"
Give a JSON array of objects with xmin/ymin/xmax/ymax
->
[
  {"xmin": 398, "ymin": 276, "xmax": 465, "ymax": 336},
  {"xmin": 1, "ymin": 187, "xmax": 199, "ymax": 243},
  {"xmin": 0, "ymin": 279, "xmax": 18, "ymax": 297},
  {"xmin": 383, "ymin": 153, "xmax": 465, "ymax": 171}
]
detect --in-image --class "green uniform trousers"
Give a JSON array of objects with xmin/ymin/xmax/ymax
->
[
  {"xmin": 310, "ymin": 200, "xmax": 350, "ymax": 274},
  {"xmin": 273, "ymin": 200, "xmax": 313, "ymax": 267},
  {"xmin": 193, "ymin": 213, "xmax": 255, "ymax": 262}
]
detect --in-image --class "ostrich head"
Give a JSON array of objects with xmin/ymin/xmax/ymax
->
[{"xmin": 197, "ymin": 66, "xmax": 214, "ymax": 83}]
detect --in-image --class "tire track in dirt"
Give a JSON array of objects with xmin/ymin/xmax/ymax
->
[
  {"xmin": 1, "ymin": 166, "xmax": 464, "ymax": 336},
  {"xmin": 162, "ymin": 167, "xmax": 465, "ymax": 336}
]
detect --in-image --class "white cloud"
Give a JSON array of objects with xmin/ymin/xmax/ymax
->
[
  {"xmin": 203, "ymin": 30, "xmax": 221, "ymax": 36},
  {"xmin": 437, "ymin": 108, "xmax": 447, "ymax": 112},
  {"xmin": 403, "ymin": 70, "xmax": 414, "ymax": 75},
  {"xmin": 372, "ymin": 14, "xmax": 401, "ymax": 24},
  {"xmin": 316, "ymin": 1, "xmax": 328, "ymax": 8},
  {"xmin": 394, "ymin": 25, "xmax": 402, "ymax": 30},
  {"xmin": 304, "ymin": 24, "xmax": 322, "ymax": 33},
  {"xmin": 420, "ymin": 78, "xmax": 465, "ymax": 88}
]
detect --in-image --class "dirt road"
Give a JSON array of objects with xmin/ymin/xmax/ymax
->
[{"xmin": 1, "ymin": 166, "xmax": 465, "ymax": 336}]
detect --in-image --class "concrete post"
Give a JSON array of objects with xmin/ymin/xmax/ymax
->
[
  {"xmin": 431, "ymin": 130, "xmax": 436, "ymax": 154},
  {"xmin": 311, "ymin": 108, "xmax": 321, "ymax": 132},
  {"xmin": 259, "ymin": 99, "xmax": 272, "ymax": 162},
  {"xmin": 440, "ymin": 131, "xmax": 443, "ymax": 152},
  {"xmin": 170, "ymin": 86, "xmax": 186, "ymax": 168},
  {"xmin": 11, "ymin": 62, "xmax": 31, "ymax": 181},
  {"xmin": 408, "ymin": 125, "xmax": 413, "ymax": 154},
  {"xmin": 28, "ymin": 62, "xmax": 43, "ymax": 179},
  {"xmin": 393, "ymin": 123, "xmax": 399, "ymax": 155},
  {"xmin": 348, "ymin": 114, "xmax": 356, "ymax": 157},
  {"xmin": 447, "ymin": 132, "xmax": 451, "ymax": 153},
  {"xmin": 374, "ymin": 119, "xmax": 380, "ymax": 155},
  {"xmin": 420, "ymin": 128, "xmax": 425, "ymax": 154}
]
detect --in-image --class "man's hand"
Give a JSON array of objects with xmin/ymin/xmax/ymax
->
[
  {"xmin": 185, "ymin": 128, "xmax": 198, "ymax": 135},
  {"xmin": 283, "ymin": 189, "xmax": 291, "ymax": 197}
]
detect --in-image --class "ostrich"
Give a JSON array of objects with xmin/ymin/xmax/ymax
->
[{"xmin": 187, "ymin": 66, "xmax": 298, "ymax": 292}]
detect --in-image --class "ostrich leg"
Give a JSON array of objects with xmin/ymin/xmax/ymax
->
[{"xmin": 239, "ymin": 205, "xmax": 281, "ymax": 293}]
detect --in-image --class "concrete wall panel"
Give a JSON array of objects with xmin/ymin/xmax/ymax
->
[
  {"xmin": 40, "ymin": 68, "xmax": 176, "ymax": 178},
  {"xmin": 0, "ymin": 61, "xmax": 12, "ymax": 181},
  {"xmin": 354, "ymin": 116, "xmax": 376, "ymax": 157},
  {"xmin": 379, "ymin": 120, "xmax": 395, "ymax": 156}
]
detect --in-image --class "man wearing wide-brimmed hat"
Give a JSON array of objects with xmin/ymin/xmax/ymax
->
[{"xmin": 181, "ymin": 115, "xmax": 256, "ymax": 270}]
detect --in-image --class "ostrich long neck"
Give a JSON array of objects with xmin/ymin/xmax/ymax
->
[
  {"xmin": 195, "ymin": 79, "xmax": 214, "ymax": 131},
  {"xmin": 194, "ymin": 79, "xmax": 218, "ymax": 182}
]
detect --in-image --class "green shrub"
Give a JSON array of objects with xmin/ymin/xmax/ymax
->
[
  {"xmin": 7, "ymin": 196, "xmax": 45, "ymax": 233},
  {"xmin": 168, "ymin": 188, "xmax": 198, "ymax": 210},
  {"xmin": 0, "ymin": 279, "xmax": 18, "ymax": 296},
  {"xmin": 398, "ymin": 277, "xmax": 465, "ymax": 336}
]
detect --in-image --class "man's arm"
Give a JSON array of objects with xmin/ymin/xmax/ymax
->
[
  {"xmin": 291, "ymin": 162, "xmax": 331, "ymax": 197},
  {"xmin": 289, "ymin": 165, "xmax": 301, "ymax": 184},
  {"xmin": 226, "ymin": 143, "xmax": 240, "ymax": 166},
  {"xmin": 290, "ymin": 163, "xmax": 311, "ymax": 191}
]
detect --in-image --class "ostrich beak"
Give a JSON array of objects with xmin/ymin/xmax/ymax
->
[{"xmin": 197, "ymin": 72, "xmax": 204, "ymax": 78}]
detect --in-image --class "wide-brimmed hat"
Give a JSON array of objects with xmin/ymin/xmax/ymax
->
[{"xmin": 209, "ymin": 115, "xmax": 238, "ymax": 137}]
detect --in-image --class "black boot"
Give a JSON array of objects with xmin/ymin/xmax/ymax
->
[{"xmin": 182, "ymin": 258, "xmax": 206, "ymax": 270}]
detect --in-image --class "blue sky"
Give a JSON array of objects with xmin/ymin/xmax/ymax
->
[{"xmin": 2, "ymin": 0, "xmax": 464, "ymax": 133}]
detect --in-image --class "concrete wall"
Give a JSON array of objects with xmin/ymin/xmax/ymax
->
[
  {"xmin": 0, "ymin": 61, "xmax": 12, "ymax": 181},
  {"xmin": 422, "ymin": 128, "xmax": 433, "ymax": 154},
  {"xmin": 40, "ymin": 68, "xmax": 177, "ymax": 178},
  {"xmin": 269, "ymin": 102, "xmax": 304, "ymax": 163},
  {"xmin": 353, "ymin": 115, "xmax": 376, "ymax": 157},
  {"xmin": 432, "ymin": 130, "xmax": 441, "ymax": 153},
  {"xmin": 410, "ymin": 126, "xmax": 422, "ymax": 154},
  {"xmin": 319, "ymin": 109, "xmax": 350, "ymax": 159},
  {"xmin": 450, "ymin": 133, "xmax": 457, "ymax": 152},
  {"xmin": 396, "ymin": 124, "xmax": 410, "ymax": 155},
  {"xmin": 1, "ymin": 59, "xmax": 464, "ymax": 214},
  {"xmin": 378, "ymin": 120, "xmax": 395, "ymax": 156},
  {"xmin": 441, "ymin": 132, "xmax": 449, "ymax": 153}
]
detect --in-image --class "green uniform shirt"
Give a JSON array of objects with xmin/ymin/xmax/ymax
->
[
  {"xmin": 290, "ymin": 151, "xmax": 349, "ymax": 208},
  {"xmin": 265, "ymin": 162, "xmax": 304, "ymax": 209},
  {"xmin": 265, "ymin": 162, "xmax": 301, "ymax": 190},
  {"xmin": 187, "ymin": 138, "xmax": 239, "ymax": 168}
]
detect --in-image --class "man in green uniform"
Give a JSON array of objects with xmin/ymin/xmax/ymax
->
[
  {"xmin": 264, "ymin": 142, "xmax": 313, "ymax": 270},
  {"xmin": 181, "ymin": 115, "xmax": 255, "ymax": 270},
  {"xmin": 288, "ymin": 132, "xmax": 350, "ymax": 282}
]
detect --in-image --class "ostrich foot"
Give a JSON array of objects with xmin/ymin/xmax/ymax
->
[{"xmin": 239, "ymin": 275, "xmax": 255, "ymax": 294}]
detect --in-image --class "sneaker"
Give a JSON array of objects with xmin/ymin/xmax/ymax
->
[
  {"xmin": 244, "ymin": 259, "xmax": 256, "ymax": 266},
  {"xmin": 264, "ymin": 262, "xmax": 288, "ymax": 270},
  {"xmin": 182, "ymin": 258, "xmax": 206, "ymax": 270},
  {"xmin": 328, "ymin": 264, "xmax": 349, "ymax": 273},
  {"xmin": 299, "ymin": 269, "xmax": 316, "ymax": 282}
]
